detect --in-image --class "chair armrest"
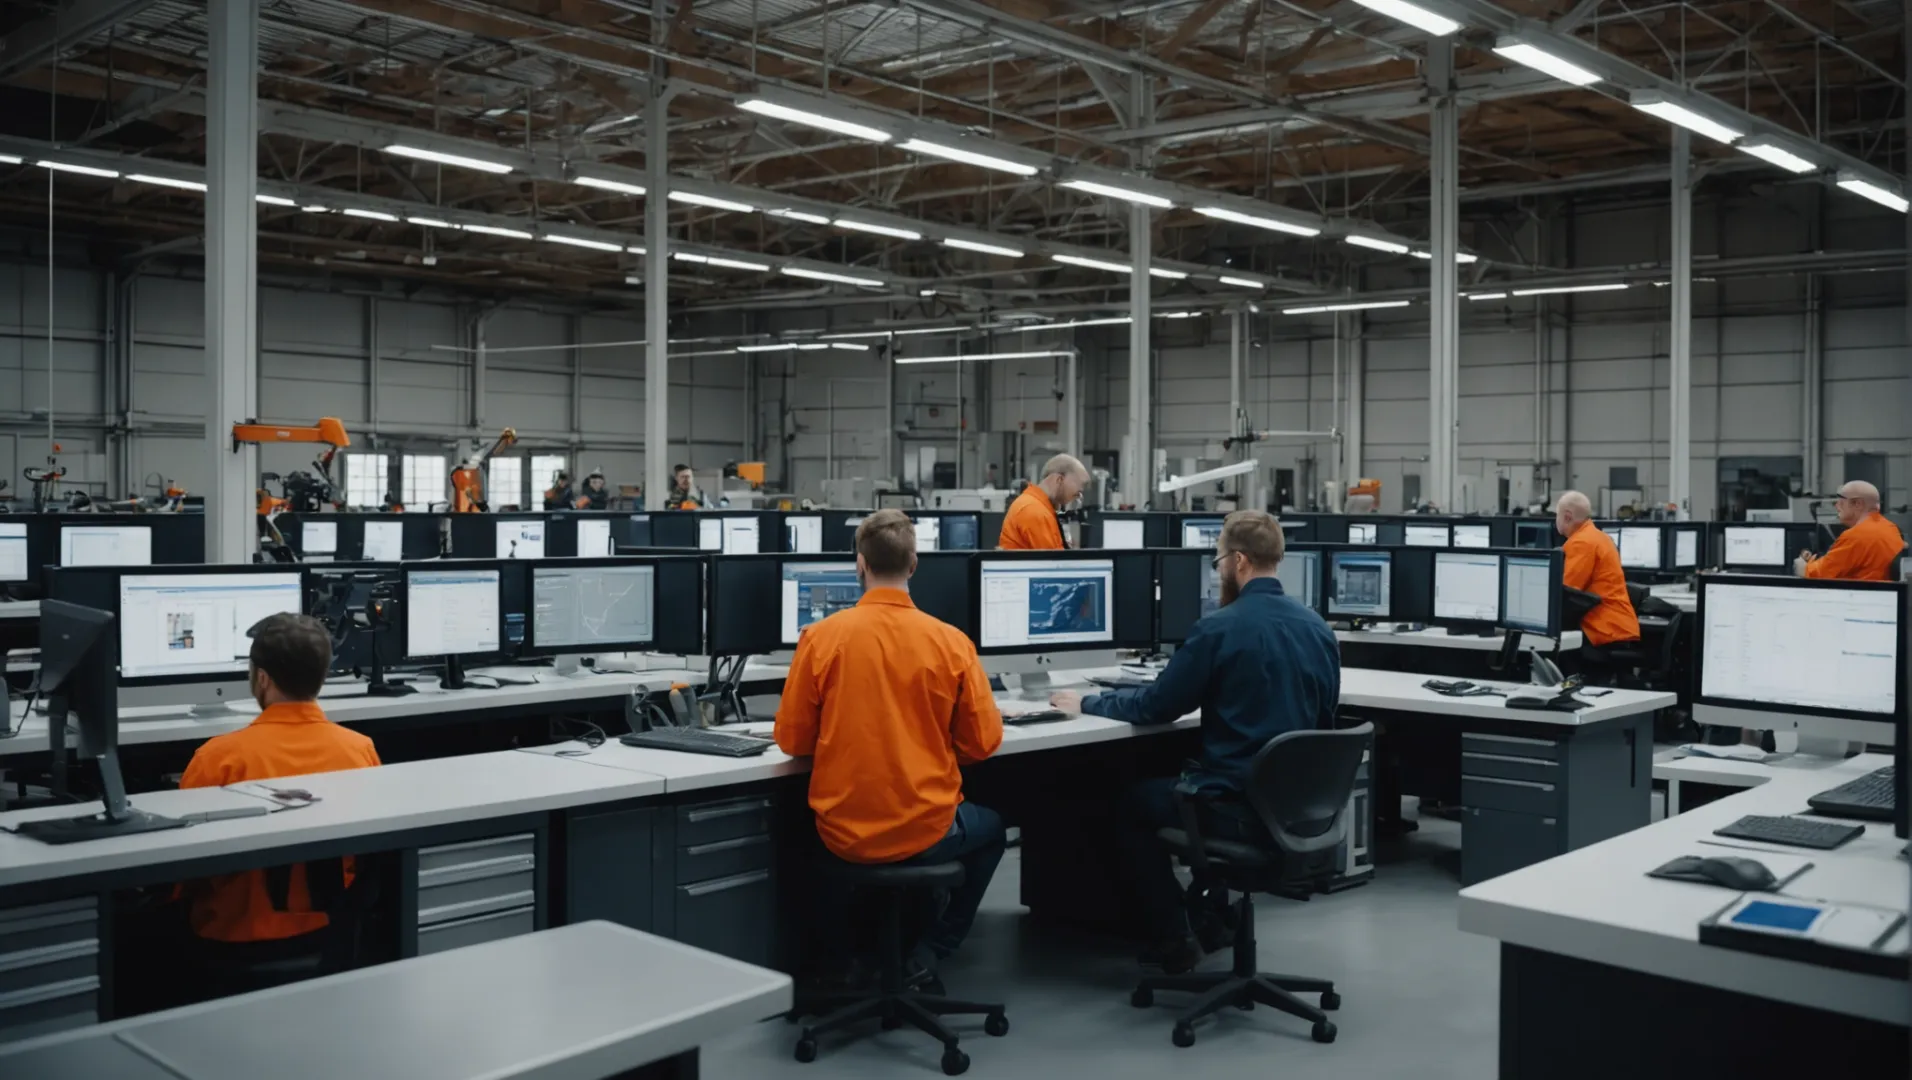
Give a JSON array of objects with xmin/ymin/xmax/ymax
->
[{"xmin": 1170, "ymin": 785, "xmax": 1238, "ymax": 878}]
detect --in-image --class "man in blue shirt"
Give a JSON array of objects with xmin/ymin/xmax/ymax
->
[{"xmin": 1051, "ymin": 510, "xmax": 1340, "ymax": 972}]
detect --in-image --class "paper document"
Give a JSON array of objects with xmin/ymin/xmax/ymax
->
[{"xmin": 1678, "ymin": 743, "xmax": 1770, "ymax": 762}]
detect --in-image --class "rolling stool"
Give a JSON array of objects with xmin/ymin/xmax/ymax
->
[{"xmin": 792, "ymin": 860, "xmax": 1007, "ymax": 1076}]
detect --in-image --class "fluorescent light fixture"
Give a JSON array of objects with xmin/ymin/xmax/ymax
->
[
  {"xmin": 833, "ymin": 343, "xmax": 871, "ymax": 351},
  {"xmin": 1159, "ymin": 311, "xmax": 1200, "ymax": 319},
  {"xmin": 342, "ymin": 208, "xmax": 400, "ymax": 222},
  {"xmin": 300, "ymin": 205, "xmax": 331, "ymax": 214},
  {"xmin": 1148, "ymin": 267, "xmax": 1189, "ymax": 280},
  {"xmin": 919, "ymin": 289, "xmax": 937, "ymax": 297},
  {"xmin": 1051, "ymin": 253, "xmax": 1132, "ymax": 274},
  {"xmin": 1492, "ymin": 40, "xmax": 1601, "ymax": 86},
  {"xmin": 670, "ymin": 191, "xmax": 755, "ymax": 213},
  {"xmin": 574, "ymin": 175, "xmax": 646, "ymax": 196},
  {"xmin": 1060, "ymin": 178, "xmax": 1173, "ymax": 208},
  {"xmin": 406, "ymin": 216, "xmax": 456, "ymax": 228},
  {"xmin": 1455, "ymin": 252, "xmax": 1480, "ymax": 264},
  {"xmin": 1628, "ymin": 92, "xmax": 1743, "ymax": 145},
  {"xmin": 37, "ymin": 160, "xmax": 118, "ymax": 178},
  {"xmin": 1735, "ymin": 138, "xmax": 1816, "ymax": 175},
  {"xmin": 0, "ymin": 154, "xmax": 19, "ymax": 164},
  {"xmin": 737, "ymin": 97, "xmax": 891, "ymax": 143},
  {"xmin": 895, "ymin": 326, "xmax": 963, "ymax": 336},
  {"xmin": 1281, "ymin": 300, "xmax": 1413, "ymax": 315},
  {"xmin": 1410, "ymin": 250, "xmax": 1433, "ymax": 260},
  {"xmin": 897, "ymin": 138, "xmax": 1039, "ymax": 176},
  {"xmin": 1217, "ymin": 276, "xmax": 1265, "ymax": 289},
  {"xmin": 704, "ymin": 255, "xmax": 772, "ymax": 271},
  {"xmin": 1467, "ymin": 292, "xmax": 1509, "ymax": 301},
  {"xmin": 835, "ymin": 219, "xmax": 921, "ymax": 241},
  {"xmin": 794, "ymin": 343, "xmax": 832, "ymax": 351},
  {"xmin": 543, "ymin": 234, "xmax": 622, "ymax": 251},
  {"xmin": 1343, "ymin": 234, "xmax": 1411, "ymax": 255},
  {"xmin": 1193, "ymin": 206, "xmax": 1320, "ymax": 237},
  {"xmin": 626, "ymin": 245, "xmax": 647, "ymax": 255},
  {"xmin": 769, "ymin": 208, "xmax": 831, "ymax": 225},
  {"xmin": 781, "ymin": 266, "xmax": 888, "ymax": 288},
  {"xmin": 1010, "ymin": 316, "xmax": 1132, "ymax": 331},
  {"xmin": 383, "ymin": 144, "xmax": 513, "ymax": 174},
  {"xmin": 895, "ymin": 350, "xmax": 1071, "ymax": 365},
  {"xmin": 1509, "ymin": 283, "xmax": 1628, "ymax": 296},
  {"xmin": 1348, "ymin": 0, "xmax": 1460, "ymax": 36},
  {"xmin": 127, "ymin": 173, "xmax": 206, "ymax": 192},
  {"xmin": 821, "ymin": 329, "xmax": 897, "ymax": 340},
  {"xmin": 463, "ymin": 223, "xmax": 535, "ymax": 239},
  {"xmin": 1835, "ymin": 170, "xmax": 1909, "ymax": 213},
  {"xmin": 736, "ymin": 343, "xmax": 790, "ymax": 352},
  {"xmin": 943, "ymin": 237, "xmax": 1025, "ymax": 258},
  {"xmin": 256, "ymin": 194, "xmax": 298, "ymax": 206}
]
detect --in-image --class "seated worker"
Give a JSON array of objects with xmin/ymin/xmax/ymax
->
[
  {"xmin": 542, "ymin": 470, "xmax": 575, "ymax": 510},
  {"xmin": 180, "ymin": 614, "xmax": 381, "ymax": 947},
  {"xmin": 578, "ymin": 468, "xmax": 609, "ymax": 510},
  {"xmin": 1555, "ymin": 490, "xmax": 1640, "ymax": 672},
  {"xmin": 1050, "ymin": 510, "xmax": 1340, "ymax": 973},
  {"xmin": 997, "ymin": 453, "xmax": 1088, "ymax": 549},
  {"xmin": 1798, "ymin": 480, "xmax": 1904, "ymax": 580},
  {"xmin": 665, "ymin": 464, "xmax": 707, "ymax": 510},
  {"xmin": 775, "ymin": 509, "xmax": 1004, "ymax": 984}
]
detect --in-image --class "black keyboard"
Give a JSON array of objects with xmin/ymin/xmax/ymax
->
[
  {"xmin": 1807, "ymin": 766, "xmax": 1897, "ymax": 822},
  {"xmin": 1714, "ymin": 814, "xmax": 1864, "ymax": 851},
  {"xmin": 620, "ymin": 727, "xmax": 774, "ymax": 758},
  {"xmin": 1004, "ymin": 709, "xmax": 1068, "ymax": 726},
  {"xmin": 1088, "ymin": 676, "xmax": 1154, "ymax": 689}
]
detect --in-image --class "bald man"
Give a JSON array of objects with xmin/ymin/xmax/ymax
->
[
  {"xmin": 1798, "ymin": 481, "xmax": 1906, "ymax": 580},
  {"xmin": 1555, "ymin": 491, "xmax": 1639, "ymax": 652},
  {"xmin": 998, "ymin": 454, "xmax": 1087, "ymax": 550}
]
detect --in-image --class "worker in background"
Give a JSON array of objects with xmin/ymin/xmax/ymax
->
[
  {"xmin": 1344, "ymin": 493, "xmax": 1376, "ymax": 514},
  {"xmin": 998, "ymin": 453, "xmax": 1087, "ymax": 550},
  {"xmin": 179, "ymin": 615, "xmax": 380, "ymax": 948},
  {"xmin": 578, "ymin": 469, "xmax": 609, "ymax": 511},
  {"xmin": 542, "ymin": 470, "xmax": 575, "ymax": 510},
  {"xmin": 1051, "ymin": 511, "xmax": 1338, "ymax": 974},
  {"xmin": 776, "ymin": 509, "xmax": 1004, "ymax": 990},
  {"xmin": 1555, "ymin": 490, "xmax": 1640, "ymax": 670},
  {"xmin": 665, "ymin": 464, "xmax": 707, "ymax": 510},
  {"xmin": 1798, "ymin": 480, "xmax": 1905, "ymax": 580}
]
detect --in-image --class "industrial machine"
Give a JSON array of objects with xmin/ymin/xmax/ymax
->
[
  {"xmin": 234, "ymin": 417, "xmax": 350, "ymax": 514},
  {"xmin": 451, "ymin": 428, "xmax": 518, "ymax": 513}
]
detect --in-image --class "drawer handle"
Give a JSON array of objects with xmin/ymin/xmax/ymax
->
[
  {"xmin": 419, "ymin": 834, "xmax": 536, "ymax": 858},
  {"xmin": 686, "ymin": 799, "xmax": 772, "ymax": 824},
  {"xmin": 418, "ymin": 906, "xmax": 534, "ymax": 935},
  {"xmin": 1461, "ymin": 752, "xmax": 1559, "ymax": 767},
  {"xmin": 1467, "ymin": 775, "xmax": 1555, "ymax": 791},
  {"xmin": 682, "ymin": 869, "xmax": 771, "ymax": 897},
  {"xmin": 0, "ymin": 939, "xmax": 98, "ymax": 975},
  {"xmin": 685, "ymin": 834, "xmax": 771, "ymax": 857},
  {"xmin": 1464, "ymin": 734, "xmax": 1556, "ymax": 748},
  {"xmin": 418, "ymin": 855, "xmax": 536, "ymax": 885},
  {"xmin": 0, "ymin": 975, "xmax": 98, "ymax": 1012}
]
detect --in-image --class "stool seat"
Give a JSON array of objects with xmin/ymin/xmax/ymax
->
[{"xmin": 831, "ymin": 859, "xmax": 966, "ymax": 890}]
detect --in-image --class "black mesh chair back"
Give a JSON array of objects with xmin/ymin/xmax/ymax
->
[{"xmin": 1240, "ymin": 723, "xmax": 1373, "ymax": 858}]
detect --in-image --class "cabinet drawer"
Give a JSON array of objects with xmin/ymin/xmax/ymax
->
[
  {"xmin": 0, "ymin": 977, "xmax": 98, "ymax": 1044},
  {"xmin": 675, "ymin": 870, "xmax": 774, "ymax": 969},
  {"xmin": 676, "ymin": 796, "xmax": 773, "ymax": 848},
  {"xmin": 1462, "ymin": 774, "xmax": 1561, "ymax": 816},
  {"xmin": 418, "ymin": 834, "xmax": 536, "ymax": 876},
  {"xmin": 416, "ymin": 906, "xmax": 536, "ymax": 956},
  {"xmin": 1461, "ymin": 807, "xmax": 1561, "ymax": 885},
  {"xmin": 0, "ymin": 899, "xmax": 97, "ymax": 961},
  {"xmin": 0, "ymin": 945, "xmax": 95, "ymax": 999},
  {"xmin": 1461, "ymin": 750, "xmax": 1562, "ymax": 786},
  {"xmin": 677, "ymin": 832, "xmax": 774, "ymax": 883},
  {"xmin": 1460, "ymin": 733, "xmax": 1561, "ymax": 762},
  {"xmin": 418, "ymin": 869, "xmax": 537, "ymax": 926}
]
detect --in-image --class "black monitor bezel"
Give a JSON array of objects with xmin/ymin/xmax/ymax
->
[
  {"xmin": 968, "ymin": 549, "xmax": 1135, "ymax": 656},
  {"xmin": 105, "ymin": 563, "xmax": 312, "ymax": 687},
  {"xmin": 1498, "ymin": 548, "xmax": 1564, "ymax": 637},
  {"xmin": 1325, "ymin": 548, "xmax": 1395, "ymax": 619},
  {"xmin": 520, "ymin": 556, "xmax": 679, "ymax": 658},
  {"xmin": 401, "ymin": 559, "xmax": 507, "ymax": 660}
]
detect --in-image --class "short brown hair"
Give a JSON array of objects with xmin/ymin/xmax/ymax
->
[
  {"xmin": 248, "ymin": 613, "xmax": 332, "ymax": 700},
  {"xmin": 855, "ymin": 509, "xmax": 917, "ymax": 576},
  {"xmin": 1220, "ymin": 510, "xmax": 1286, "ymax": 570}
]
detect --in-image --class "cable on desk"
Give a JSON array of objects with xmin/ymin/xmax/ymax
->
[{"xmin": 547, "ymin": 715, "xmax": 607, "ymax": 756}]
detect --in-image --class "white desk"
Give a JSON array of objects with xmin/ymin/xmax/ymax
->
[
  {"xmin": 1648, "ymin": 584, "xmax": 1697, "ymax": 612},
  {"xmin": 0, "ymin": 600, "xmax": 37, "ymax": 623},
  {"xmin": 1337, "ymin": 626, "xmax": 1584, "ymax": 653},
  {"xmin": 1340, "ymin": 667, "xmax": 1672, "ymax": 726},
  {"xmin": 1652, "ymin": 746, "xmax": 1863, "ymax": 814},
  {"xmin": 0, "ymin": 921, "xmax": 791, "ymax": 1080}
]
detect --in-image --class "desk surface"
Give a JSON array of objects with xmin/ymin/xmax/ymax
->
[
  {"xmin": 1336, "ymin": 627, "xmax": 1584, "ymax": 653},
  {"xmin": 1648, "ymin": 584, "xmax": 1697, "ymax": 612},
  {"xmin": 0, "ymin": 921, "xmax": 792, "ymax": 1080},
  {"xmin": 0, "ymin": 600, "xmax": 37, "ymax": 622},
  {"xmin": 1460, "ymin": 752, "xmax": 1908, "ymax": 1026}
]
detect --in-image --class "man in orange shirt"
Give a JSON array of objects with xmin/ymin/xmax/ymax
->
[
  {"xmin": 997, "ymin": 453, "xmax": 1088, "ymax": 549},
  {"xmin": 180, "ymin": 614, "xmax": 380, "ymax": 946},
  {"xmin": 776, "ymin": 509, "xmax": 1004, "ymax": 982},
  {"xmin": 1798, "ymin": 481, "xmax": 1905, "ymax": 580},
  {"xmin": 1555, "ymin": 491, "xmax": 1639, "ymax": 675}
]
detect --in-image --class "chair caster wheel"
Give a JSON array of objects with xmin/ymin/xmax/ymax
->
[
  {"xmin": 1171, "ymin": 1023, "xmax": 1196, "ymax": 1048},
  {"xmin": 1313, "ymin": 1020, "xmax": 1337, "ymax": 1044},
  {"xmin": 984, "ymin": 1011, "xmax": 1010, "ymax": 1037},
  {"xmin": 1320, "ymin": 990, "xmax": 1341, "ymax": 1011},
  {"xmin": 941, "ymin": 1047, "xmax": 970, "ymax": 1075},
  {"xmin": 793, "ymin": 1037, "xmax": 818, "ymax": 1063},
  {"xmin": 1130, "ymin": 987, "xmax": 1153, "ymax": 1009},
  {"xmin": 881, "ymin": 1015, "xmax": 903, "ymax": 1031}
]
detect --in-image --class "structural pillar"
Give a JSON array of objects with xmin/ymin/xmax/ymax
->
[
  {"xmin": 1345, "ymin": 313, "xmax": 1365, "ymax": 490},
  {"xmin": 1122, "ymin": 76, "xmax": 1154, "ymax": 507},
  {"xmin": 643, "ymin": 72, "xmax": 670, "ymax": 506},
  {"xmin": 1669, "ymin": 128, "xmax": 1692, "ymax": 519},
  {"xmin": 1427, "ymin": 41, "xmax": 1459, "ymax": 512},
  {"xmin": 204, "ymin": 0, "xmax": 257, "ymax": 563},
  {"xmin": 1228, "ymin": 307, "xmax": 1244, "ymax": 440}
]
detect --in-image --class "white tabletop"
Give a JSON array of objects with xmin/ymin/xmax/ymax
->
[
  {"xmin": 1460, "ymin": 753, "xmax": 1908, "ymax": 1025},
  {"xmin": 0, "ymin": 600, "xmax": 38, "ymax": 622},
  {"xmin": 1336, "ymin": 627, "xmax": 1584, "ymax": 653},
  {"xmin": 1339, "ymin": 667, "xmax": 1672, "ymax": 726},
  {"xmin": 1652, "ymin": 747, "xmax": 1862, "ymax": 789},
  {"xmin": 1648, "ymin": 584, "xmax": 1697, "ymax": 612},
  {"xmin": 0, "ymin": 921, "xmax": 792, "ymax": 1080}
]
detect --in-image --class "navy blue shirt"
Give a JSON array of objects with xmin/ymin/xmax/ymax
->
[{"xmin": 1082, "ymin": 576, "xmax": 1340, "ymax": 792}]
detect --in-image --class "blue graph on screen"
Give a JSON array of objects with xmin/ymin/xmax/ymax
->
[
  {"xmin": 1028, "ymin": 577, "xmax": 1107, "ymax": 637},
  {"xmin": 794, "ymin": 569, "xmax": 861, "ymax": 633}
]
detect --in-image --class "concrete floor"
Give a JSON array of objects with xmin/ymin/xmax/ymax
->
[{"xmin": 705, "ymin": 814, "xmax": 1498, "ymax": 1078}]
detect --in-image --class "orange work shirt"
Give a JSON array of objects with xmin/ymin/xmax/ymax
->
[
  {"xmin": 1562, "ymin": 520, "xmax": 1640, "ymax": 647},
  {"xmin": 774, "ymin": 588, "xmax": 1003, "ymax": 863},
  {"xmin": 997, "ymin": 485, "xmax": 1063, "ymax": 550},
  {"xmin": 178, "ymin": 701, "xmax": 381, "ymax": 942},
  {"xmin": 1804, "ymin": 512, "xmax": 1905, "ymax": 581}
]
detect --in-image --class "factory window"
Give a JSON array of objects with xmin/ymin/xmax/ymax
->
[
  {"xmin": 343, "ymin": 453, "xmax": 390, "ymax": 509},
  {"xmin": 402, "ymin": 454, "xmax": 447, "ymax": 510}
]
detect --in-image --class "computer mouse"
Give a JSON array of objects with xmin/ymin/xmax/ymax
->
[{"xmin": 1697, "ymin": 856, "xmax": 1778, "ymax": 892}]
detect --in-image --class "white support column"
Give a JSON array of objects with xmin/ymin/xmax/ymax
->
[
  {"xmin": 1228, "ymin": 307, "xmax": 1244, "ymax": 439},
  {"xmin": 204, "ymin": 0, "xmax": 257, "ymax": 563},
  {"xmin": 1123, "ymin": 76, "xmax": 1154, "ymax": 508},
  {"xmin": 1345, "ymin": 313, "xmax": 1365, "ymax": 487},
  {"xmin": 1063, "ymin": 349, "xmax": 1080, "ymax": 459},
  {"xmin": 1669, "ymin": 128, "xmax": 1692, "ymax": 519},
  {"xmin": 1427, "ymin": 41, "xmax": 1459, "ymax": 512},
  {"xmin": 1801, "ymin": 274, "xmax": 1822, "ymax": 495},
  {"xmin": 643, "ymin": 76, "xmax": 670, "ymax": 506}
]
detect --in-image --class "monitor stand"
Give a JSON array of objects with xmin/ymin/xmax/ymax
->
[
  {"xmin": 440, "ymin": 655, "xmax": 468, "ymax": 691},
  {"xmin": 18, "ymin": 748, "xmax": 185, "ymax": 845},
  {"xmin": 699, "ymin": 654, "xmax": 751, "ymax": 725}
]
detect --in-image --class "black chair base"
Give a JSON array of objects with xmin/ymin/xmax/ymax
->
[
  {"xmin": 1131, "ymin": 894, "xmax": 1341, "ymax": 1048},
  {"xmin": 794, "ymin": 989, "xmax": 1007, "ymax": 1076}
]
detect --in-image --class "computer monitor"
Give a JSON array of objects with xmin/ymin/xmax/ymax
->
[
  {"xmin": 118, "ymin": 571, "xmax": 304, "ymax": 682},
  {"xmin": 726, "ymin": 516, "xmax": 762, "ymax": 554},
  {"xmin": 1722, "ymin": 526, "xmax": 1787, "ymax": 567},
  {"xmin": 1668, "ymin": 528, "xmax": 1702, "ymax": 569},
  {"xmin": 62, "ymin": 524, "xmax": 152, "ymax": 567},
  {"xmin": 913, "ymin": 516, "xmax": 942, "ymax": 552},
  {"xmin": 785, "ymin": 515, "xmax": 823, "ymax": 554},
  {"xmin": 1696, "ymin": 578, "xmax": 1904, "ymax": 735},
  {"xmin": 976, "ymin": 557, "xmax": 1113, "ymax": 652},
  {"xmin": 910, "ymin": 552, "xmax": 974, "ymax": 635},
  {"xmin": 1327, "ymin": 551, "xmax": 1391, "ymax": 619},
  {"xmin": 1103, "ymin": 518, "xmax": 1146, "ymax": 550},
  {"xmin": 698, "ymin": 517, "xmax": 724, "ymax": 551},
  {"xmin": 576, "ymin": 518, "xmax": 614, "ymax": 558},
  {"xmin": 303, "ymin": 521, "xmax": 339, "ymax": 557},
  {"xmin": 0, "ymin": 522, "xmax": 26, "ymax": 582},
  {"xmin": 781, "ymin": 561, "xmax": 860, "ymax": 644},
  {"xmin": 941, "ymin": 514, "xmax": 980, "ymax": 551},
  {"xmin": 1514, "ymin": 521, "xmax": 1555, "ymax": 549},
  {"xmin": 1181, "ymin": 517, "xmax": 1224, "ymax": 549},
  {"xmin": 1452, "ymin": 524, "xmax": 1491, "ymax": 549},
  {"xmin": 405, "ymin": 567, "xmax": 501, "ymax": 658},
  {"xmin": 1348, "ymin": 522, "xmax": 1378, "ymax": 545},
  {"xmin": 1616, "ymin": 525, "xmax": 1662, "ymax": 570},
  {"xmin": 1375, "ymin": 522, "xmax": 1406, "ymax": 545},
  {"xmin": 1404, "ymin": 523, "xmax": 1449, "ymax": 548},
  {"xmin": 1432, "ymin": 551, "xmax": 1502, "ymax": 627},
  {"xmin": 495, "ymin": 520, "xmax": 546, "ymax": 560},
  {"xmin": 530, "ymin": 562, "xmax": 654, "ymax": 653},
  {"xmin": 1275, "ymin": 549, "xmax": 1322, "ymax": 614},
  {"xmin": 1501, "ymin": 553, "xmax": 1561, "ymax": 636},
  {"xmin": 707, "ymin": 555, "xmax": 781, "ymax": 655},
  {"xmin": 1158, "ymin": 552, "xmax": 1204, "ymax": 644},
  {"xmin": 362, "ymin": 520, "xmax": 404, "ymax": 562}
]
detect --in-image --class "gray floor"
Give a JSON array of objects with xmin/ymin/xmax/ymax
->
[{"xmin": 705, "ymin": 814, "xmax": 1498, "ymax": 1078}]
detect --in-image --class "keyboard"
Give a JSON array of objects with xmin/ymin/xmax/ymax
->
[
  {"xmin": 1807, "ymin": 766, "xmax": 1897, "ymax": 822},
  {"xmin": 620, "ymin": 727, "xmax": 774, "ymax": 758},
  {"xmin": 1713, "ymin": 814, "xmax": 1864, "ymax": 851},
  {"xmin": 1003, "ymin": 709, "xmax": 1068, "ymax": 726},
  {"xmin": 1088, "ymin": 676, "xmax": 1153, "ymax": 689}
]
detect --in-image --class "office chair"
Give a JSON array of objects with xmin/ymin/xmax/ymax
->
[
  {"xmin": 791, "ymin": 859, "xmax": 1007, "ymax": 1076},
  {"xmin": 183, "ymin": 857, "xmax": 379, "ymax": 998},
  {"xmin": 1131, "ymin": 723, "xmax": 1371, "ymax": 1049}
]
